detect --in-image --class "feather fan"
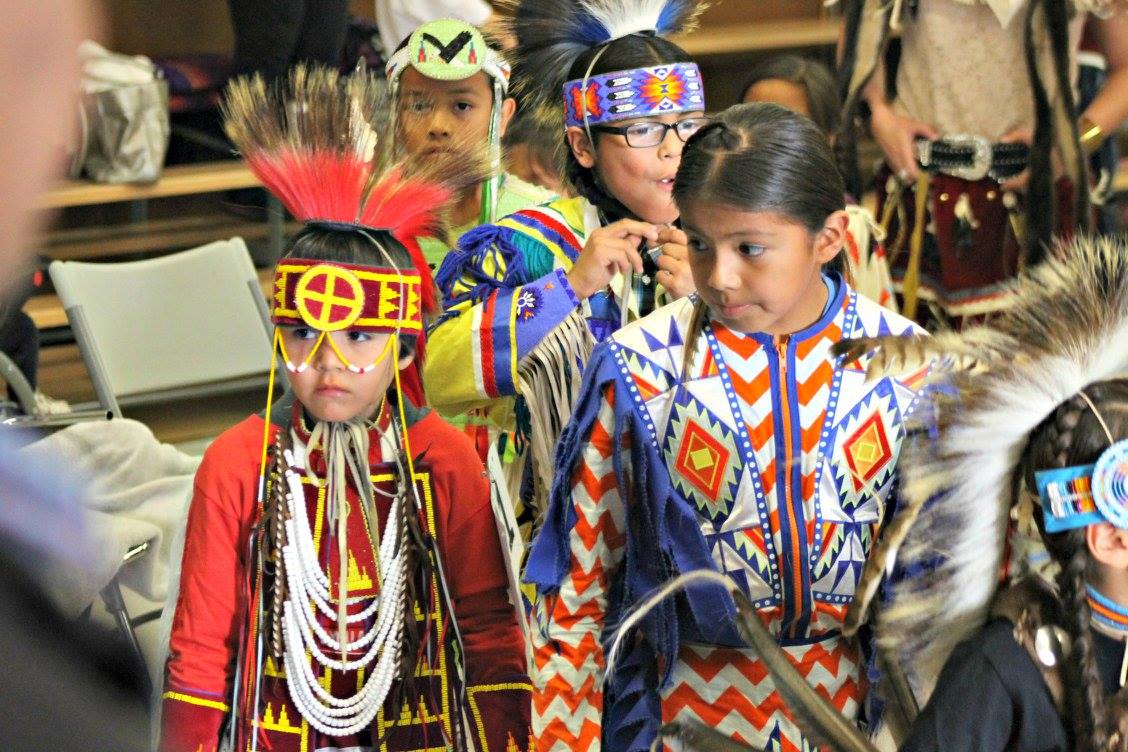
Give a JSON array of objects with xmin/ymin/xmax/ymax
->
[{"xmin": 222, "ymin": 65, "xmax": 490, "ymax": 314}]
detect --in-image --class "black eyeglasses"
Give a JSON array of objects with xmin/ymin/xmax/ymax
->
[{"xmin": 589, "ymin": 117, "xmax": 709, "ymax": 148}]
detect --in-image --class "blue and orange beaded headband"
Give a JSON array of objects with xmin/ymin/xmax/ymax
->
[
  {"xmin": 563, "ymin": 61, "xmax": 704, "ymax": 129},
  {"xmin": 1036, "ymin": 393, "xmax": 1128, "ymax": 533}
]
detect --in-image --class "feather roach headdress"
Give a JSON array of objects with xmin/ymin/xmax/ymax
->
[
  {"xmin": 223, "ymin": 65, "xmax": 490, "ymax": 315},
  {"xmin": 839, "ymin": 236, "xmax": 1128, "ymax": 675},
  {"xmin": 502, "ymin": 0, "xmax": 708, "ymax": 128}
]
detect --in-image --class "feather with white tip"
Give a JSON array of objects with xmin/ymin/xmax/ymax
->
[
  {"xmin": 500, "ymin": 0, "xmax": 708, "ymax": 127},
  {"xmin": 875, "ymin": 235, "xmax": 1128, "ymax": 678}
]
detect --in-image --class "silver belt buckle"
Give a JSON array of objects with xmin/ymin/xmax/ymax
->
[{"xmin": 943, "ymin": 134, "xmax": 992, "ymax": 181}]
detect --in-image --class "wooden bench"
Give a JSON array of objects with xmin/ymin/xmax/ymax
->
[
  {"xmin": 37, "ymin": 161, "xmax": 261, "ymax": 210},
  {"xmin": 29, "ymin": 161, "xmax": 287, "ymax": 337}
]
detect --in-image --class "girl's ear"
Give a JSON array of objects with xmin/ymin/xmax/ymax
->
[
  {"xmin": 1087, "ymin": 523, "xmax": 1128, "ymax": 570},
  {"xmin": 812, "ymin": 209, "xmax": 849, "ymax": 265},
  {"xmin": 565, "ymin": 126, "xmax": 597, "ymax": 168},
  {"xmin": 397, "ymin": 350, "xmax": 415, "ymax": 372}
]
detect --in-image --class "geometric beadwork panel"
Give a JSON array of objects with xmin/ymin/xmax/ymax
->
[
  {"xmin": 663, "ymin": 392, "xmax": 742, "ymax": 524},
  {"xmin": 842, "ymin": 412, "xmax": 892, "ymax": 493},
  {"xmin": 824, "ymin": 380, "xmax": 904, "ymax": 521}
]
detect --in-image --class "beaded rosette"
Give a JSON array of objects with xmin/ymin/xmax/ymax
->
[{"xmin": 1038, "ymin": 439, "xmax": 1128, "ymax": 533}]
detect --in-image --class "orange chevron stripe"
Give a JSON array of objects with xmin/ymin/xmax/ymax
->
[
  {"xmin": 795, "ymin": 361, "xmax": 834, "ymax": 404},
  {"xmin": 902, "ymin": 363, "xmax": 930, "ymax": 389},
  {"xmin": 534, "ymin": 717, "xmax": 602, "ymax": 752},
  {"xmin": 555, "ymin": 562, "xmax": 609, "ymax": 617},
  {"xmin": 533, "ymin": 672, "xmax": 601, "ymax": 715},
  {"xmin": 680, "ymin": 648, "xmax": 772, "ymax": 686},
  {"xmin": 749, "ymin": 414, "xmax": 774, "ymax": 449},
  {"xmin": 713, "ymin": 324, "xmax": 760, "ymax": 359},
  {"xmin": 575, "ymin": 464, "xmax": 619, "ymax": 511},
  {"xmin": 800, "ymin": 420, "xmax": 825, "ymax": 452},
  {"xmin": 570, "ymin": 502, "xmax": 624, "ymax": 553},
  {"xmin": 700, "ymin": 346, "xmax": 717, "ymax": 378},
  {"xmin": 726, "ymin": 366, "xmax": 771, "ymax": 406},
  {"xmin": 533, "ymin": 630, "xmax": 603, "ymax": 672},
  {"xmin": 633, "ymin": 373, "xmax": 662, "ymax": 401},
  {"xmin": 588, "ymin": 416, "xmax": 615, "ymax": 459}
]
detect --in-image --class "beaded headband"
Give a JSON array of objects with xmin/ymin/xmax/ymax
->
[
  {"xmin": 563, "ymin": 61, "xmax": 703, "ymax": 128},
  {"xmin": 272, "ymin": 259, "xmax": 422, "ymax": 334},
  {"xmin": 386, "ymin": 18, "xmax": 510, "ymax": 93},
  {"xmin": 1036, "ymin": 439, "xmax": 1128, "ymax": 532}
]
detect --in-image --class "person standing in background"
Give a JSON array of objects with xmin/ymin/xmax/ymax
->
[
  {"xmin": 837, "ymin": 0, "xmax": 1128, "ymax": 329},
  {"xmin": 377, "ymin": 0, "xmax": 502, "ymax": 57},
  {"xmin": 227, "ymin": 0, "xmax": 349, "ymax": 81}
]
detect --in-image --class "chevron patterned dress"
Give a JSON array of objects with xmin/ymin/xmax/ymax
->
[{"xmin": 526, "ymin": 280, "xmax": 929, "ymax": 751}]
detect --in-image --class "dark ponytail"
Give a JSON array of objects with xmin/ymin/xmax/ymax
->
[
  {"xmin": 1022, "ymin": 380, "xmax": 1128, "ymax": 751},
  {"xmin": 673, "ymin": 102, "xmax": 845, "ymax": 233}
]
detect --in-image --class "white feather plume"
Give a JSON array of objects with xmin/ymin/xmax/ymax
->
[{"xmin": 878, "ymin": 236, "xmax": 1128, "ymax": 676}]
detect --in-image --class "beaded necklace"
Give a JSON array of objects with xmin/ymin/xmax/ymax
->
[
  {"xmin": 275, "ymin": 406, "xmax": 410, "ymax": 736},
  {"xmin": 1087, "ymin": 585, "xmax": 1128, "ymax": 688}
]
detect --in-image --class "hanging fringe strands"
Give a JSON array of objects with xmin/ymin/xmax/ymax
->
[{"xmin": 515, "ymin": 309, "xmax": 596, "ymax": 524}]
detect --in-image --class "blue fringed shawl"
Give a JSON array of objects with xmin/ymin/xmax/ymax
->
[{"xmin": 525, "ymin": 342, "xmax": 746, "ymax": 750}]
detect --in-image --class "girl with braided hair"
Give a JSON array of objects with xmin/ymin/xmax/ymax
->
[
  {"xmin": 898, "ymin": 360, "xmax": 1128, "ymax": 749},
  {"xmin": 525, "ymin": 102, "xmax": 929, "ymax": 751}
]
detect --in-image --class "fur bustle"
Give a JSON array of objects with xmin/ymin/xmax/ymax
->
[{"xmin": 849, "ymin": 236, "xmax": 1128, "ymax": 675}]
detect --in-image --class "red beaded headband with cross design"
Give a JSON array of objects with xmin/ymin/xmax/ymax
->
[{"xmin": 271, "ymin": 259, "xmax": 422, "ymax": 334}]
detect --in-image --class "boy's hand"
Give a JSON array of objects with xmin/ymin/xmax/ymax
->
[
  {"xmin": 654, "ymin": 226, "xmax": 695, "ymax": 300},
  {"xmin": 566, "ymin": 219, "xmax": 657, "ymax": 300}
]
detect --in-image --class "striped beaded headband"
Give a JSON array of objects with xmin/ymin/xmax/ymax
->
[
  {"xmin": 1036, "ymin": 439, "xmax": 1128, "ymax": 533},
  {"xmin": 563, "ymin": 61, "xmax": 703, "ymax": 128}
]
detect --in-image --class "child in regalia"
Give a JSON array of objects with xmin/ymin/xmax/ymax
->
[
  {"xmin": 525, "ymin": 102, "xmax": 929, "ymax": 751},
  {"xmin": 865, "ymin": 237, "xmax": 1128, "ymax": 751},
  {"xmin": 426, "ymin": 0, "xmax": 708, "ymax": 537},
  {"xmin": 158, "ymin": 67, "xmax": 530, "ymax": 752},
  {"xmin": 384, "ymin": 17, "xmax": 553, "ymax": 268}
]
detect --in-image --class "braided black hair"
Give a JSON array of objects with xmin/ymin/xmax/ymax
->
[{"xmin": 1022, "ymin": 379, "xmax": 1128, "ymax": 751}]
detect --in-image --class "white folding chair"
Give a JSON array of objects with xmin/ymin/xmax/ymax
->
[{"xmin": 50, "ymin": 238, "xmax": 274, "ymax": 417}]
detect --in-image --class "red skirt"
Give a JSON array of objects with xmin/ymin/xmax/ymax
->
[{"xmin": 874, "ymin": 166, "xmax": 1075, "ymax": 327}]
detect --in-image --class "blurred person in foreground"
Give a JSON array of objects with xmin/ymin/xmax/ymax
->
[{"xmin": 0, "ymin": 0, "xmax": 149, "ymax": 748}]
